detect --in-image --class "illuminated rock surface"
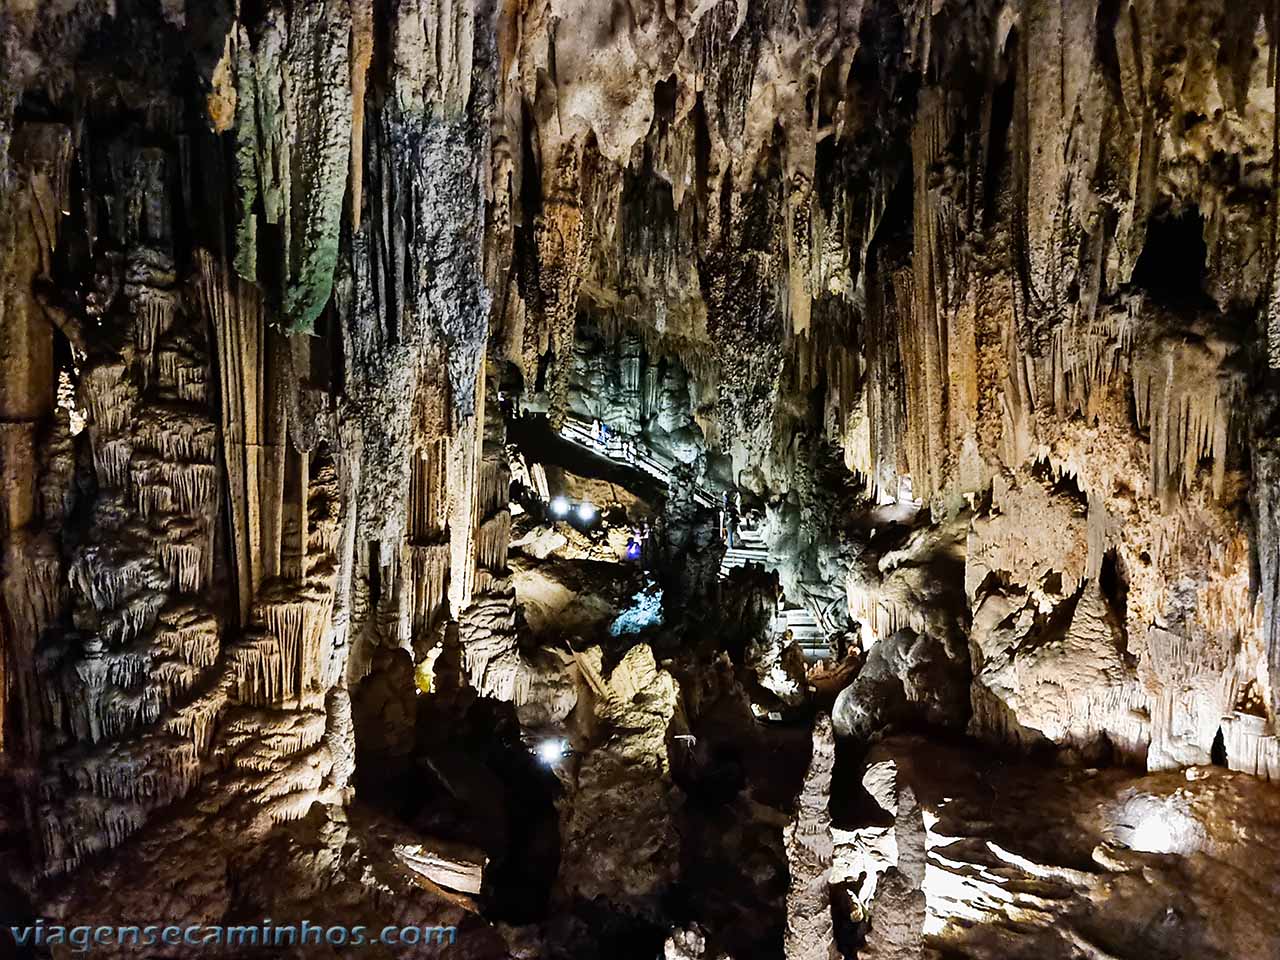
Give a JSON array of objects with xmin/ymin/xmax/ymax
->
[{"xmin": 2, "ymin": 1, "xmax": 1280, "ymax": 958}]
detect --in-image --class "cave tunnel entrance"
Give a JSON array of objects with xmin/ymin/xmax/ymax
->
[
  {"xmin": 1211, "ymin": 727, "xmax": 1228, "ymax": 768},
  {"xmin": 1130, "ymin": 207, "xmax": 1211, "ymax": 309}
]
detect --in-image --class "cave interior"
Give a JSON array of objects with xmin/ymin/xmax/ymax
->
[{"xmin": 3, "ymin": 1, "xmax": 1280, "ymax": 958}]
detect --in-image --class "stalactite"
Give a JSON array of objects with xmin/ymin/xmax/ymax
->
[
  {"xmin": 851, "ymin": 265, "xmax": 909, "ymax": 500},
  {"xmin": 260, "ymin": 591, "xmax": 334, "ymax": 704},
  {"xmin": 409, "ymin": 439, "xmax": 450, "ymax": 542},
  {"xmin": 903, "ymin": 90, "xmax": 966, "ymax": 502},
  {"xmin": 1132, "ymin": 331, "xmax": 1245, "ymax": 505},
  {"xmin": 477, "ymin": 458, "xmax": 510, "ymax": 522},
  {"xmin": 82, "ymin": 362, "xmax": 135, "ymax": 440},
  {"xmin": 90, "ymin": 438, "xmax": 133, "ymax": 491},
  {"xmin": 1220, "ymin": 712, "xmax": 1280, "ymax": 781},
  {"xmin": 966, "ymin": 472, "xmax": 1090, "ymax": 602},
  {"xmin": 1037, "ymin": 308, "xmax": 1135, "ymax": 421},
  {"xmin": 19, "ymin": 110, "xmax": 231, "ymax": 872},
  {"xmin": 220, "ymin": 450, "xmax": 341, "ymax": 716},
  {"xmin": 132, "ymin": 406, "xmax": 218, "ymax": 463},
  {"xmin": 475, "ymin": 513, "xmax": 512, "ymax": 572},
  {"xmin": 161, "ymin": 684, "xmax": 230, "ymax": 755},
  {"xmin": 1255, "ymin": 441, "xmax": 1280, "ymax": 723},
  {"xmin": 235, "ymin": 0, "xmax": 355, "ymax": 333},
  {"xmin": 407, "ymin": 543, "xmax": 450, "ymax": 636},
  {"xmin": 196, "ymin": 249, "xmax": 286, "ymax": 622},
  {"xmin": 229, "ymin": 632, "xmax": 287, "ymax": 709},
  {"xmin": 129, "ymin": 459, "xmax": 220, "ymax": 519},
  {"xmin": 1141, "ymin": 626, "xmax": 1240, "ymax": 770},
  {"xmin": 846, "ymin": 585, "xmax": 923, "ymax": 648},
  {"xmin": 784, "ymin": 171, "xmax": 816, "ymax": 341},
  {"xmin": 447, "ymin": 405, "xmax": 483, "ymax": 615},
  {"xmin": 0, "ymin": 125, "xmax": 73, "ymax": 776},
  {"xmin": 158, "ymin": 539, "xmax": 208, "ymax": 593},
  {"xmin": 153, "ymin": 608, "xmax": 221, "ymax": 671},
  {"xmin": 68, "ymin": 549, "xmax": 164, "ymax": 622},
  {"xmin": 39, "ymin": 802, "xmax": 146, "ymax": 877},
  {"xmin": 4, "ymin": 4, "xmax": 1280, "ymax": 947},
  {"xmin": 1266, "ymin": 0, "xmax": 1280, "ymax": 369},
  {"xmin": 349, "ymin": 0, "xmax": 374, "ymax": 230},
  {"xmin": 131, "ymin": 286, "xmax": 178, "ymax": 378},
  {"xmin": 528, "ymin": 142, "xmax": 589, "ymax": 427}
]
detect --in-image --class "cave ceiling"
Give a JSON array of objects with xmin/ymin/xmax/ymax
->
[{"xmin": 2, "ymin": 1, "xmax": 1280, "ymax": 958}]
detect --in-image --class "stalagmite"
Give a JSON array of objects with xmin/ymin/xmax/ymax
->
[
  {"xmin": 783, "ymin": 714, "xmax": 835, "ymax": 960},
  {"xmin": 860, "ymin": 783, "xmax": 926, "ymax": 958}
]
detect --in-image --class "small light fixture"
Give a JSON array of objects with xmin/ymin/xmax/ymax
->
[
  {"xmin": 576, "ymin": 501, "xmax": 597, "ymax": 522},
  {"xmin": 549, "ymin": 496, "xmax": 570, "ymax": 518},
  {"xmin": 536, "ymin": 738, "xmax": 567, "ymax": 765}
]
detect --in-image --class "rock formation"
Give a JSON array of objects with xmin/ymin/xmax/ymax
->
[
  {"xmin": 4, "ymin": 1, "xmax": 1280, "ymax": 958},
  {"xmin": 783, "ymin": 713, "xmax": 834, "ymax": 960}
]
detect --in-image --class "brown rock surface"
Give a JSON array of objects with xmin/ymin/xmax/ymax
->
[{"xmin": 3, "ymin": 3, "xmax": 1280, "ymax": 958}]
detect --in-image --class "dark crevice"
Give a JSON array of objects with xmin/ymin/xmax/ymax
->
[
  {"xmin": 1211, "ymin": 727, "xmax": 1228, "ymax": 767},
  {"xmin": 982, "ymin": 29, "xmax": 1018, "ymax": 226},
  {"xmin": 1130, "ymin": 208, "xmax": 1213, "ymax": 309},
  {"xmin": 1099, "ymin": 548, "xmax": 1129, "ymax": 623}
]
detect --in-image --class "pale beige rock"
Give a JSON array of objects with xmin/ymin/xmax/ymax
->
[{"xmin": 783, "ymin": 713, "xmax": 835, "ymax": 960}]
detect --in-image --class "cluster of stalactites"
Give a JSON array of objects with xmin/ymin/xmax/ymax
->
[
  {"xmin": 226, "ymin": 0, "xmax": 479, "ymax": 334},
  {"xmin": 495, "ymin": 0, "xmax": 1279, "ymax": 525},
  {"xmin": 457, "ymin": 371, "xmax": 525, "ymax": 702}
]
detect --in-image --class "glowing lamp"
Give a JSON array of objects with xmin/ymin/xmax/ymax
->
[
  {"xmin": 549, "ymin": 496, "xmax": 570, "ymax": 518},
  {"xmin": 536, "ymin": 739, "xmax": 567, "ymax": 765}
]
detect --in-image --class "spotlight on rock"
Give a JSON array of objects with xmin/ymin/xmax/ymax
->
[
  {"xmin": 1132, "ymin": 814, "xmax": 1178, "ymax": 854},
  {"xmin": 536, "ymin": 738, "xmax": 567, "ymax": 765},
  {"xmin": 1118, "ymin": 796, "xmax": 1201, "ymax": 855},
  {"xmin": 549, "ymin": 496, "xmax": 570, "ymax": 518},
  {"xmin": 576, "ymin": 501, "xmax": 597, "ymax": 522}
]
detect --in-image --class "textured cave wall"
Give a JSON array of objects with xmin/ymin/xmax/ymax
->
[
  {"xmin": 0, "ymin": 0, "xmax": 506, "ymax": 926},
  {"xmin": 3, "ymin": 0, "xmax": 1280, "ymax": 957},
  {"xmin": 488, "ymin": 0, "xmax": 1280, "ymax": 780}
]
